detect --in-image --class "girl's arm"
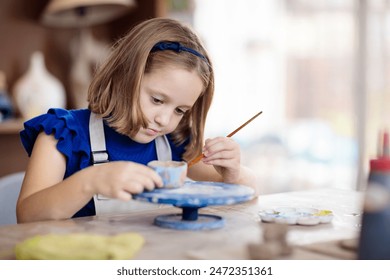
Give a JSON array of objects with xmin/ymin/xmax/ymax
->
[{"xmin": 17, "ymin": 132, "xmax": 162, "ymax": 223}]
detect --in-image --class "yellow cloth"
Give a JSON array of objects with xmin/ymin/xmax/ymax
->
[{"xmin": 15, "ymin": 232, "xmax": 144, "ymax": 260}]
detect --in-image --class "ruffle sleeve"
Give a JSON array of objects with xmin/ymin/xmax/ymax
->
[{"xmin": 20, "ymin": 108, "xmax": 91, "ymax": 176}]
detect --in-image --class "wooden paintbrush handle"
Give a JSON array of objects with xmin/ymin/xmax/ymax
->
[{"xmin": 187, "ymin": 111, "xmax": 263, "ymax": 167}]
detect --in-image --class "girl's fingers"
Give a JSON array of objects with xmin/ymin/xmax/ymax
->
[
  {"xmin": 140, "ymin": 176, "xmax": 159, "ymax": 191},
  {"xmin": 124, "ymin": 163, "xmax": 163, "ymax": 188},
  {"xmin": 203, "ymin": 158, "xmax": 239, "ymax": 170},
  {"xmin": 203, "ymin": 150, "xmax": 235, "ymax": 162},
  {"xmin": 122, "ymin": 174, "xmax": 160, "ymax": 193},
  {"xmin": 117, "ymin": 190, "xmax": 132, "ymax": 202},
  {"xmin": 203, "ymin": 137, "xmax": 237, "ymax": 156},
  {"xmin": 96, "ymin": 162, "xmax": 163, "ymax": 198}
]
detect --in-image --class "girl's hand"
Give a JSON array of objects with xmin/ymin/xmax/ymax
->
[
  {"xmin": 85, "ymin": 161, "xmax": 163, "ymax": 201},
  {"xmin": 201, "ymin": 137, "xmax": 241, "ymax": 183}
]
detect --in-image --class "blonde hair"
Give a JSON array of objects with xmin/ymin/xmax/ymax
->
[{"xmin": 88, "ymin": 18, "xmax": 214, "ymax": 161}]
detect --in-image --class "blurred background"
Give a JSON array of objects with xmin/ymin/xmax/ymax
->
[{"xmin": 1, "ymin": 0, "xmax": 389, "ymax": 194}]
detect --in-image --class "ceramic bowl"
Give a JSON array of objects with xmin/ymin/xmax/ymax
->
[{"xmin": 147, "ymin": 160, "xmax": 187, "ymax": 188}]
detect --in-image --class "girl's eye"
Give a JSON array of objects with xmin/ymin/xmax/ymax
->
[
  {"xmin": 175, "ymin": 108, "xmax": 186, "ymax": 115},
  {"xmin": 151, "ymin": 97, "xmax": 163, "ymax": 104}
]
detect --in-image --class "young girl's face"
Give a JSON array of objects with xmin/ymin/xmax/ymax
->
[{"xmin": 133, "ymin": 65, "xmax": 204, "ymax": 143}]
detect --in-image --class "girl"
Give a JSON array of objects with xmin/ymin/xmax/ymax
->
[{"xmin": 16, "ymin": 18, "xmax": 257, "ymax": 223}]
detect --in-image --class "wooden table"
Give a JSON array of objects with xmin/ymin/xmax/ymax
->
[{"xmin": 0, "ymin": 188, "xmax": 364, "ymax": 260}]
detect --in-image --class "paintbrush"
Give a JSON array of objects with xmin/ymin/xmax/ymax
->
[{"xmin": 187, "ymin": 110, "xmax": 263, "ymax": 167}]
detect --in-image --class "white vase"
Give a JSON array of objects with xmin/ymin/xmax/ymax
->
[
  {"xmin": 13, "ymin": 51, "xmax": 66, "ymax": 120},
  {"xmin": 70, "ymin": 29, "xmax": 109, "ymax": 108}
]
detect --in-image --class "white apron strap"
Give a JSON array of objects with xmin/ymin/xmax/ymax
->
[
  {"xmin": 155, "ymin": 133, "xmax": 172, "ymax": 161},
  {"xmin": 89, "ymin": 112, "xmax": 171, "ymax": 215},
  {"xmin": 89, "ymin": 112, "xmax": 109, "ymax": 165}
]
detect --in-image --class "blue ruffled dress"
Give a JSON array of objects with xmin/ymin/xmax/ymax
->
[{"xmin": 20, "ymin": 108, "xmax": 187, "ymax": 218}]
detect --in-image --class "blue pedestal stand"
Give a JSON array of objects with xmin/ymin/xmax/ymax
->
[{"xmin": 133, "ymin": 181, "xmax": 254, "ymax": 230}]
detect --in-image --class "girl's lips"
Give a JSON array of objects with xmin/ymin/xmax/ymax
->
[{"xmin": 145, "ymin": 128, "xmax": 160, "ymax": 136}]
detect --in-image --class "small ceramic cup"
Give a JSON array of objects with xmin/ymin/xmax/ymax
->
[{"xmin": 147, "ymin": 160, "xmax": 188, "ymax": 188}]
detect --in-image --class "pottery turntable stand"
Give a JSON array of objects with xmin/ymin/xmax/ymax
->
[{"xmin": 133, "ymin": 181, "xmax": 254, "ymax": 230}]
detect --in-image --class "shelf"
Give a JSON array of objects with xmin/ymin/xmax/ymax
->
[{"xmin": 0, "ymin": 118, "xmax": 24, "ymax": 134}]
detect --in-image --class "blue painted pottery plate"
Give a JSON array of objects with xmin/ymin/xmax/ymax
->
[{"xmin": 133, "ymin": 181, "xmax": 254, "ymax": 208}]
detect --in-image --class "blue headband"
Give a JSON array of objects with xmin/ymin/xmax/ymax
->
[{"xmin": 151, "ymin": 41, "xmax": 208, "ymax": 62}]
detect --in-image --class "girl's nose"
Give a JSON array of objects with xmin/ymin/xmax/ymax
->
[{"xmin": 155, "ymin": 111, "xmax": 171, "ymax": 126}]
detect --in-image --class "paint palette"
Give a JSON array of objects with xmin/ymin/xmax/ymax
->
[
  {"xmin": 133, "ymin": 181, "xmax": 254, "ymax": 230},
  {"xmin": 258, "ymin": 207, "xmax": 333, "ymax": 226}
]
